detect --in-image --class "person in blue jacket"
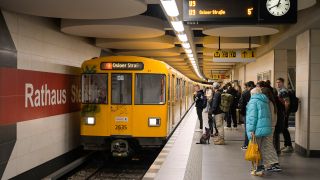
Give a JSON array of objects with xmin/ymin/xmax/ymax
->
[{"xmin": 246, "ymin": 87, "xmax": 272, "ymax": 176}]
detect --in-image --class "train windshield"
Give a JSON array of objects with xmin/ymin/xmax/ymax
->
[
  {"xmin": 135, "ymin": 74, "xmax": 166, "ymax": 105},
  {"xmin": 82, "ymin": 74, "xmax": 108, "ymax": 104},
  {"xmin": 111, "ymin": 73, "xmax": 132, "ymax": 104}
]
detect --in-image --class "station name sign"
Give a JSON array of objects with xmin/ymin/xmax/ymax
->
[
  {"xmin": 183, "ymin": 0, "xmax": 297, "ymax": 24},
  {"xmin": 213, "ymin": 50, "xmax": 256, "ymax": 63},
  {"xmin": 100, "ymin": 62, "xmax": 144, "ymax": 70}
]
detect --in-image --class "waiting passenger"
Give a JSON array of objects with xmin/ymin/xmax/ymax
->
[
  {"xmin": 209, "ymin": 82, "xmax": 225, "ymax": 145},
  {"xmin": 261, "ymin": 86, "xmax": 282, "ymax": 172},
  {"xmin": 239, "ymin": 81, "xmax": 255, "ymax": 150},
  {"xmin": 246, "ymin": 87, "xmax": 272, "ymax": 176},
  {"xmin": 225, "ymin": 82, "xmax": 239, "ymax": 129},
  {"xmin": 276, "ymin": 78, "xmax": 293, "ymax": 153},
  {"xmin": 194, "ymin": 85, "xmax": 205, "ymax": 131},
  {"xmin": 205, "ymin": 87, "xmax": 213, "ymax": 112},
  {"xmin": 208, "ymin": 87, "xmax": 218, "ymax": 137}
]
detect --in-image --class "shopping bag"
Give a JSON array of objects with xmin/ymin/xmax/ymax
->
[{"xmin": 245, "ymin": 135, "xmax": 261, "ymax": 162}]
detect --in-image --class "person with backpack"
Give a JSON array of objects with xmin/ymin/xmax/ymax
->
[
  {"xmin": 276, "ymin": 78, "xmax": 293, "ymax": 153},
  {"xmin": 239, "ymin": 81, "xmax": 255, "ymax": 150},
  {"xmin": 209, "ymin": 82, "xmax": 225, "ymax": 145},
  {"xmin": 194, "ymin": 85, "xmax": 206, "ymax": 131}
]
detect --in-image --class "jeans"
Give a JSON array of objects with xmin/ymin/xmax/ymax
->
[
  {"xmin": 243, "ymin": 115, "xmax": 249, "ymax": 147},
  {"xmin": 282, "ymin": 115, "xmax": 292, "ymax": 147},
  {"xmin": 227, "ymin": 107, "xmax": 237, "ymax": 127},
  {"xmin": 196, "ymin": 107, "xmax": 203, "ymax": 129},
  {"xmin": 208, "ymin": 112, "xmax": 218, "ymax": 134}
]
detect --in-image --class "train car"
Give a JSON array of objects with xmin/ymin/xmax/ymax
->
[{"xmin": 80, "ymin": 56, "xmax": 209, "ymax": 156}]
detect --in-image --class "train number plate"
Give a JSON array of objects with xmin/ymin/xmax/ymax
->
[
  {"xmin": 115, "ymin": 125, "xmax": 127, "ymax": 130},
  {"xmin": 115, "ymin": 117, "xmax": 128, "ymax": 122}
]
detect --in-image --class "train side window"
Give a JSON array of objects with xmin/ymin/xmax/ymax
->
[
  {"xmin": 111, "ymin": 73, "xmax": 132, "ymax": 105},
  {"xmin": 82, "ymin": 74, "xmax": 108, "ymax": 104},
  {"xmin": 135, "ymin": 74, "xmax": 166, "ymax": 105}
]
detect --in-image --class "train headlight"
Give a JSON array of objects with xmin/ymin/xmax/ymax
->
[
  {"xmin": 148, "ymin": 117, "xmax": 160, "ymax": 127},
  {"xmin": 85, "ymin": 117, "xmax": 95, "ymax": 125}
]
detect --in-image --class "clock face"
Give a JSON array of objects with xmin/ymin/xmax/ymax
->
[{"xmin": 266, "ymin": 0, "xmax": 291, "ymax": 16}]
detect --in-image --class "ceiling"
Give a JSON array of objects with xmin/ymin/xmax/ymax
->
[{"xmin": 0, "ymin": 0, "xmax": 317, "ymax": 82}]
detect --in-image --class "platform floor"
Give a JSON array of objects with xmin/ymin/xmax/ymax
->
[{"xmin": 143, "ymin": 106, "xmax": 320, "ymax": 180}]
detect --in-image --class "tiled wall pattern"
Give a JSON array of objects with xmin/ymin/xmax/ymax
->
[
  {"xmin": 1, "ymin": 10, "xmax": 101, "ymax": 179},
  {"xmin": 295, "ymin": 30, "xmax": 310, "ymax": 150},
  {"xmin": 274, "ymin": 49, "xmax": 288, "ymax": 85},
  {"xmin": 245, "ymin": 50, "xmax": 274, "ymax": 84},
  {"xmin": 309, "ymin": 29, "xmax": 320, "ymax": 150},
  {"xmin": 296, "ymin": 29, "xmax": 320, "ymax": 152}
]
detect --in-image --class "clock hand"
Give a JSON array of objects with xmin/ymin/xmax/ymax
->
[{"xmin": 269, "ymin": 4, "xmax": 279, "ymax": 10}]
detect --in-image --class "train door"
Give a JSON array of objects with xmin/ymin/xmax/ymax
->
[
  {"xmin": 176, "ymin": 78, "xmax": 181, "ymax": 124},
  {"xmin": 109, "ymin": 73, "xmax": 132, "ymax": 135},
  {"xmin": 167, "ymin": 74, "xmax": 172, "ymax": 133},
  {"xmin": 171, "ymin": 75, "xmax": 175, "ymax": 127}
]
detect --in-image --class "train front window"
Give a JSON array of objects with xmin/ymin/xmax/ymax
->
[
  {"xmin": 111, "ymin": 74, "xmax": 132, "ymax": 104},
  {"xmin": 82, "ymin": 74, "xmax": 108, "ymax": 104},
  {"xmin": 135, "ymin": 74, "xmax": 166, "ymax": 105}
]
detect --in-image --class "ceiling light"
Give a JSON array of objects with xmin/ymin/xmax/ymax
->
[
  {"xmin": 187, "ymin": 53, "xmax": 194, "ymax": 58},
  {"xmin": 177, "ymin": 34, "xmax": 188, "ymax": 42},
  {"xmin": 171, "ymin": 21, "xmax": 184, "ymax": 32},
  {"xmin": 182, "ymin": 42, "xmax": 191, "ymax": 49},
  {"xmin": 160, "ymin": 0, "xmax": 179, "ymax": 17},
  {"xmin": 185, "ymin": 49, "xmax": 192, "ymax": 54},
  {"xmin": 189, "ymin": 57, "xmax": 195, "ymax": 61}
]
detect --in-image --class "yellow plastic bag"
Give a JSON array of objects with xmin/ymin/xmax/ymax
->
[{"xmin": 245, "ymin": 135, "xmax": 261, "ymax": 162}]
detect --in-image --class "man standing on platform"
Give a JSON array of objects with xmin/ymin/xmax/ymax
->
[
  {"xmin": 194, "ymin": 85, "xmax": 205, "ymax": 131},
  {"xmin": 210, "ymin": 82, "xmax": 225, "ymax": 145},
  {"xmin": 276, "ymin": 78, "xmax": 293, "ymax": 153}
]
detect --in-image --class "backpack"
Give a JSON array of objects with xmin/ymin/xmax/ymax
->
[
  {"xmin": 288, "ymin": 89, "xmax": 299, "ymax": 113},
  {"xmin": 219, "ymin": 93, "xmax": 233, "ymax": 113}
]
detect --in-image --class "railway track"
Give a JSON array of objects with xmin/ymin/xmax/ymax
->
[{"xmin": 59, "ymin": 149, "xmax": 160, "ymax": 180}]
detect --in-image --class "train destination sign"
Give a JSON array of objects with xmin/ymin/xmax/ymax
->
[
  {"xmin": 213, "ymin": 50, "xmax": 256, "ymax": 62},
  {"xmin": 100, "ymin": 62, "xmax": 144, "ymax": 70},
  {"xmin": 183, "ymin": 0, "xmax": 297, "ymax": 24}
]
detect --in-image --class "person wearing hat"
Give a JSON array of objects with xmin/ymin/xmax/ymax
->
[{"xmin": 209, "ymin": 82, "xmax": 225, "ymax": 145}]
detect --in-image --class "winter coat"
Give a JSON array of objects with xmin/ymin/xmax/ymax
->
[
  {"xmin": 246, "ymin": 94, "xmax": 272, "ymax": 140},
  {"xmin": 194, "ymin": 90, "xmax": 205, "ymax": 109},
  {"xmin": 209, "ymin": 91, "xmax": 223, "ymax": 115},
  {"xmin": 238, "ymin": 89, "xmax": 251, "ymax": 116}
]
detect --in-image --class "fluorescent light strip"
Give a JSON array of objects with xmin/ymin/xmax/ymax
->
[
  {"xmin": 177, "ymin": 34, "xmax": 188, "ymax": 42},
  {"xmin": 171, "ymin": 21, "xmax": 184, "ymax": 32},
  {"xmin": 160, "ymin": 0, "xmax": 179, "ymax": 17},
  {"xmin": 182, "ymin": 42, "xmax": 191, "ymax": 49}
]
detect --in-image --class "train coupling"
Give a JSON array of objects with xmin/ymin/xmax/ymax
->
[{"xmin": 111, "ymin": 139, "xmax": 129, "ymax": 157}]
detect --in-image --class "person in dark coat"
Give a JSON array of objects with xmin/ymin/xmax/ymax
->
[
  {"xmin": 238, "ymin": 81, "xmax": 255, "ymax": 149},
  {"xmin": 194, "ymin": 85, "xmax": 205, "ymax": 130}
]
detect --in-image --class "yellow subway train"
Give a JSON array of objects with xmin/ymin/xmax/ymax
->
[{"xmin": 80, "ymin": 56, "xmax": 208, "ymax": 156}]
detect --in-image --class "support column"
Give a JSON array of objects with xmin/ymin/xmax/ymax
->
[
  {"xmin": 274, "ymin": 49, "xmax": 288, "ymax": 86},
  {"xmin": 295, "ymin": 29, "xmax": 320, "ymax": 157}
]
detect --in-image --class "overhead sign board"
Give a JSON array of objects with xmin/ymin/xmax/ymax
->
[
  {"xmin": 183, "ymin": 0, "xmax": 297, "ymax": 24},
  {"xmin": 213, "ymin": 50, "xmax": 256, "ymax": 63}
]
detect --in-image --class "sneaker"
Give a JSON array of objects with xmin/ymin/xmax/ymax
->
[
  {"xmin": 213, "ymin": 137, "xmax": 220, "ymax": 142},
  {"xmin": 281, "ymin": 146, "xmax": 294, "ymax": 153},
  {"xmin": 214, "ymin": 139, "xmax": 225, "ymax": 145},
  {"xmin": 254, "ymin": 169, "xmax": 264, "ymax": 176},
  {"xmin": 266, "ymin": 164, "xmax": 282, "ymax": 172},
  {"xmin": 241, "ymin": 146, "xmax": 248, "ymax": 150}
]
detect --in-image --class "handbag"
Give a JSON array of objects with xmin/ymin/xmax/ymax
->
[{"xmin": 245, "ymin": 135, "xmax": 261, "ymax": 162}]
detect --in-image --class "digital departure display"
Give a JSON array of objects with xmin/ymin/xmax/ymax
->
[
  {"xmin": 183, "ymin": 0, "xmax": 256, "ymax": 24},
  {"xmin": 183, "ymin": 0, "xmax": 297, "ymax": 24},
  {"xmin": 100, "ymin": 62, "xmax": 144, "ymax": 70}
]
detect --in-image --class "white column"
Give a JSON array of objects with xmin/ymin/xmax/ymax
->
[{"xmin": 295, "ymin": 29, "xmax": 320, "ymax": 157}]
